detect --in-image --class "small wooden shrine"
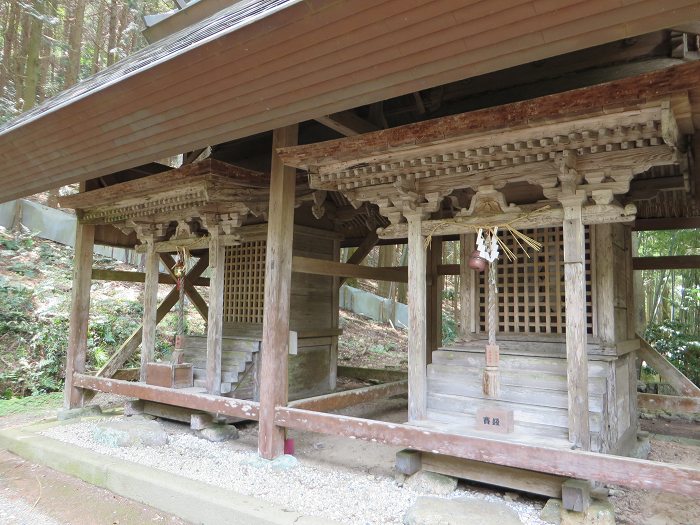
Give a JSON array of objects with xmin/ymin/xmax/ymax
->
[{"xmin": 1, "ymin": 0, "xmax": 699, "ymax": 502}]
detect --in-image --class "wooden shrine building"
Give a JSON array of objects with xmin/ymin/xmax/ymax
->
[{"xmin": 1, "ymin": 0, "xmax": 700, "ymax": 500}]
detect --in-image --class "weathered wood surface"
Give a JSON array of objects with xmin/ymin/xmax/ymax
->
[
  {"xmin": 593, "ymin": 224, "xmax": 615, "ymax": 343},
  {"xmin": 632, "ymin": 255, "xmax": 700, "ymax": 270},
  {"xmin": 288, "ymin": 380, "xmax": 407, "ymax": 412},
  {"xmin": 378, "ymin": 203, "xmax": 637, "ymax": 239},
  {"xmin": 458, "ymin": 233, "xmax": 476, "ymax": 340},
  {"xmin": 96, "ymin": 255, "xmax": 209, "ymax": 378},
  {"xmin": 638, "ymin": 393, "xmax": 700, "ymax": 414},
  {"xmin": 159, "ymin": 254, "xmax": 209, "ymax": 320},
  {"xmin": 634, "ymin": 217, "xmax": 700, "ymax": 231},
  {"xmin": 339, "ymin": 231, "xmax": 379, "ymax": 286},
  {"xmin": 140, "ymin": 236, "xmax": 160, "ymax": 382},
  {"xmin": 73, "ymin": 373, "xmax": 259, "ymax": 420},
  {"xmin": 337, "ymin": 366, "xmax": 407, "ymax": 383},
  {"xmin": 206, "ymin": 231, "xmax": 225, "ymax": 395},
  {"xmin": 259, "ymin": 125, "xmax": 297, "ymax": 459},
  {"xmin": 273, "ymin": 407, "xmax": 700, "ymax": 498},
  {"xmin": 91, "ymin": 268, "xmax": 209, "ymax": 287},
  {"xmin": 422, "ymin": 453, "xmax": 565, "ymax": 498},
  {"xmin": 638, "ymin": 337, "xmax": 700, "ymax": 397},
  {"xmin": 279, "ymin": 61, "xmax": 700, "ymax": 170},
  {"xmin": 293, "ymin": 255, "xmax": 407, "ymax": 282},
  {"xmin": 407, "ymin": 213, "xmax": 427, "ymax": 421},
  {"xmin": 63, "ymin": 223, "xmax": 95, "ymax": 409},
  {"xmin": 562, "ymin": 195, "xmax": 591, "ymax": 450},
  {"xmin": 427, "ymin": 238, "xmax": 442, "ymax": 356}
]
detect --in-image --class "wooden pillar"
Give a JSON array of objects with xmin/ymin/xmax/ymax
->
[
  {"xmin": 407, "ymin": 211, "xmax": 427, "ymax": 422},
  {"xmin": 141, "ymin": 233, "xmax": 159, "ymax": 382},
  {"xmin": 258, "ymin": 124, "xmax": 298, "ymax": 459},
  {"xmin": 427, "ymin": 237, "xmax": 442, "ymax": 358},
  {"xmin": 63, "ymin": 223, "xmax": 95, "ymax": 408},
  {"xmin": 329, "ymin": 238, "xmax": 341, "ymax": 390},
  {"xmin": 593, "ymin": 224, "xmax": 615, "ymax": 344},
  {"xmin": 206, "ymin": 224, "xmax": 225, "ymax": 395},
  {"xmin": 561, "ymin": 193, "xmax": 591, "ymax": 451},
  {"xmin": 458, "ymin": 233, "xmax": 476, "ymax": 340}
]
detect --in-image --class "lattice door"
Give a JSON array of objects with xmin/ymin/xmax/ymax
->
[
  {"xmin": 477, "ymin": 226, "xmax": 593, "ymax": 334},
  {"xmin": 223, "ymin": 241, "xmax": 266, "ymax": 324}
]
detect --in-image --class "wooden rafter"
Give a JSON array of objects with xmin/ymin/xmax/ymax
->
[{"xmin": 315, "ymin": 111, "xmax": 379, "ymax": 136}]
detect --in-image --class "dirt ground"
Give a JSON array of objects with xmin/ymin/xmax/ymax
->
[{"xmin": 338, "ymin": 310, "xmax": 408, "ymax": 370}]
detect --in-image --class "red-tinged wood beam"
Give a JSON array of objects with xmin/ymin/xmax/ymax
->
[
  {"xmin": 273, "ymin": 407, "xmax": 700, "ymax": 498},
  {"xmin": 259, "ymin": 125, "xmax": 298, "ymax": 460},
  {"xmin": 288, "ymin": 380, "xmax": 407, "ymax": 412},
  {"xmin": 632, "ymin": 255, "xmax": 700, "ymax": 270},
  {"xmin": 72, "ymin": 373, "xmax": 259, "ymax": 420},
  {"xmin": 638, "ymin": 393, "xmax": 700, "ymax": 414}
]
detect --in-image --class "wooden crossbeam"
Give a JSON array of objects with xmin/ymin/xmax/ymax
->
[
  {"xmin": 273, "ymin": 407, "xmax": 700, "ymax": 498},
  {"xmin": 339, "ymin": 231, "xmax": 379, "ymax": 286},
  {"xmin": 96, "ymin": 255, "xmax": 209, "ymax": 378},
  {"xmin": 91, "ymin": 268, "xmax": 209, "ymax": 286},
  {"xmin": 633, "ymin": 217, "xmax": 700, "ymax": 231},
  {"xmin": 288, "ymin": 380, "xmax": 407, "ymax": 412},
  {"xmin": 160, "ymin": 253, "xmax": 209, "ymax": 319},
  {"xmin": 73, "ymin": 373, "xmax": 259, "ymax": 420},
  {"xmin": 632, "ymin": 255, "xmax": 700, "ymax": 270},
  {"xmin": 638, "ymin": 336, "xmax": 700, "ymax": 397},
  {"xmin": 315, "ymin": 111, "xmax": 379, "ymax": 136},
  {"xmin": 638, "ymin": 393, "xmax": 700, "ymax": 414},
  {"xmin": 293, "ymin": 255, "xmax": 407, "ymax": 282}
]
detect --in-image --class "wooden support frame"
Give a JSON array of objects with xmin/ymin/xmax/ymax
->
[
  {"xmin": 206, "ymin": 227, "xmax": 225, "ymax": 395},
  {"xmin": 407, "ymin": 212, "xmax": 428, "ymax": 422},
  {"xmin": 91, "ymin": 269, "xmax": 210, "ymax": 287},
  {"xmin": 561, "ymin": 193, "xmax": 591, "ymax": 451},
  {"xmin": 458, "ymin": 233, "xmax": 476, "ymax": 340},
  {"xmin": 141, "ymin": 234, "xmax": 160, "ymax": 382},
  {"xmin": 96, "ymin": 255, "xmax": 209, "ymax": 378},
  {"xmin": 73, "ymin": 373, "xmax": 259, "ymax": 420},
  {"xmin": 273, "ymin": 406, "xmax": 700, "ymax": 498},
  {"xmin": 339, "ymin": 231, "xmax": 379, "ymax": 287},
  {"xmin": 638, "ymin": 336, "xmax": 700, "ymax": 397},
  {"xmin": 63, "ymin": 223, "xmax": 95, "ymax": 409},
  {"xmin": 288, "ymin": 380, "xmax": 407, "ymax": 412},
  {"xmin": 638, "ymin": 393, "xmax": 700, "ymax": 414},
  {"xmin": 293, "ymin": 255, "xmax": 407, "ymax": 282},
  {"xmin": 258, "ymin": 124, "xmax": 297, "ymax": 460},
  {"xmin": 159, "ymin": 253, "xmax": 209, "ymax": 319},
  {"xmin": 593, "ymin": 224, "xmax": 615, "ymax": 344},
  {"xmin": 632, "ymin": 255, "xmax": 700, "ymax": 270},
  {"xmin": 427, "ymin": 238, "xmax": 442, "ymax": 356}
]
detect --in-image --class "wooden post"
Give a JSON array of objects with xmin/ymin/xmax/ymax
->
[
  {"xmin": 206, "ymin": 223, "xmax": 225, "ymax": 395},
  {"xmin": 63, "ymin": 223, "xmax": 95, "ymax": 408},
  {"xmin": 561, "ymin": 193, "xmax": 591, "ymax": 451},
  {"xmin": 483, "ymin": 259, "xmax": 500, "ymax": 398},
  {"xmin": 459, "ymin": 233, "xmax": 476, "ymax": 340},
  {"xmin": 427, "ymin": 237, "xmax": 442, "ymax": 358},
  {"xmin": 329, "ymin": 238, "xmax": 341, "ymax": 390},
  {"xmin": 141, "ymin": 232, "xmax": 159, "ymax": 382},
  {"xmin": 593, "ymin": 224, "xmax": 615, "ymax": 344},
  {"xmin": 406, "ymin": 211, "xmax": 428, "ymax": 421},
  {"xmin": 258, "ymin": 124, "xmax": 298, "ymax": 459}
]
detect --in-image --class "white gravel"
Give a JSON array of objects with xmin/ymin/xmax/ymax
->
[{"xmin": 42, "ymin": 417, "xmax": 548, "ymax": 525}]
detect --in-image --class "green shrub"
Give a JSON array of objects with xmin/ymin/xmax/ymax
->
[{"xmin": 644, "ymin": 320, "xmax": 700, "ymax": 386}]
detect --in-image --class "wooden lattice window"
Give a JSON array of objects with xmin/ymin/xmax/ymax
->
[
  {"xmin": 223, "ymin": 241, "xmax": 266, "ymax": 324},
  {"xmin": 478, "ymin": 226, "xmax": 593, "ymax": 335}
]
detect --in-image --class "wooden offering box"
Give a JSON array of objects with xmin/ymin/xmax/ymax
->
[{"xmin": 145, "ymin": 362, "xmax": 194, "ymax": 389}]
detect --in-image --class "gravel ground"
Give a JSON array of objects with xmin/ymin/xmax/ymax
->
[
  {"xmin": 42, "ymin": 417, "xmax": 547, "ymax": 525},
  {"xmin": 0, "ymin": 491, "xmax": 65, "ymax": 525}
]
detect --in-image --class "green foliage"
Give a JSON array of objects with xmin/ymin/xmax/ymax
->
[
  {"xmin": 442, "ymin": 310, "xmax": 458, "ymax": 346},
  {"xmin": 644, "ymin": 320, "xmax": 700, "ymax": 386}
]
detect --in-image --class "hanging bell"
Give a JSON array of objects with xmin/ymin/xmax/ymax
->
[{"xmin": 468, "ymin": 249, "xmax": 488, "ymax": 272}]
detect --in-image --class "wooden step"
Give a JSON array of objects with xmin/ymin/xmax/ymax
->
[
  {"xmin": 444, "ymin": 339, "xmax": 609, "ymax": 358},
  {"xmin": 427, "ymin": 364, "xmax": 607, "ymax": 394},
  {"xmin": 180, "ymin": 335, "xmax": 260, "ymax": 353}
]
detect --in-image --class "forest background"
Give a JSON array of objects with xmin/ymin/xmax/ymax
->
[{"xmin": 0, "ymin": 0, "xmax": 698, "ymax": 398}]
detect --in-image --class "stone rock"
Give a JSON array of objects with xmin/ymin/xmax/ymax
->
[
  {"xmin": 636, "ymin": 380, "xmax": 647, "ymax": 393},
  {"xmin": 659, "ymin": 412, "xmax": 679, "ymax": 422},
  {"xmin": 503, "ymin": 491, "xmax": 520, "ymax": 502},
  {"xmin": 198, "ymin": 423, "xmax": 239, "ymax": 442},
  {"xmin": 57, "ymin": 405, "xmax": 102, "ymax": 421},
  {"xmin": 404, "ymin": 496, "xmax": 523, "ymax": 525},
  {"xmin": 540, "ymin": 499, "xmax": 562, "ymax": 525},
  {"xmin": 405, "ymin": 470, "xmax": 458, "ymax": 496},
  {"xmin": 93, "ymin": 418, "xmax": 168, "ymax": 447},
  {"xmin": 560, "ymin": 501, "xmax": 615, "ymax": 525}
]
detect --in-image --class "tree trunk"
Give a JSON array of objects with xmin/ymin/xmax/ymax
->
[
  {"xmin": 21, "ymin": 0, "xmax": 45, "ymax": 111},
  {"xmin": 106, "ymin": 0, "xmax": 119, "ymax": 66},
  {"xmin": 14, "ymin": 6, "xmax": 31, "ymax": 109},
  {"xmin": 91, "ymin": 0, "xmax": 105, "ymax": 74},
  {"xmin": 64, "ymin": 0, "xmax": 87, "ymax": 88},
  {"xmin": 0, "ymin": 0, "xmax": 20, "ymax": 94},
  {"xmin": 37, "ymin": 0, "xmax": 54, "ymax": 102},
  {"xmin": 377, "ymin": 245, "xmax": 395, "ymax": 297}
]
